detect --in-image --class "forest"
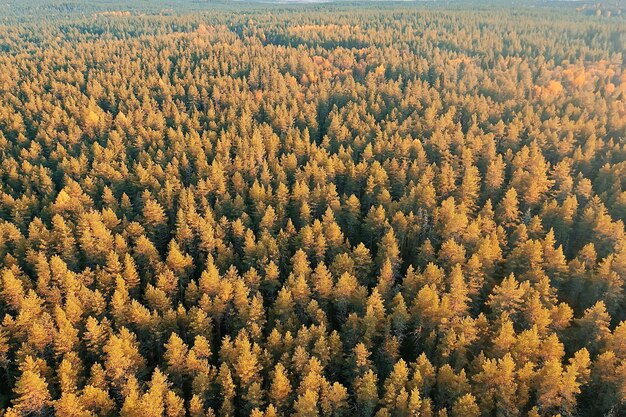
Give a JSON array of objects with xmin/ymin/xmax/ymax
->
[{"xmin": 0, "ymin": 1, "xmax": 625, "ymax": 416}]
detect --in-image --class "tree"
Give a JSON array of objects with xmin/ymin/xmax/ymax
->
[
  {"xmin": 12, "ymin": 356, "xmax": 51, "ymax": 416},
  {"xmin": 472, "ymin": 354, "xmax": 518, "ymax": 416},
  {"xmin": 164, "ymin": 333, "xmax": 189, "ymax": 387},
  {"xmin": 573, "ymin": 301, "xmax": 611, "ymax": 354},
  {"xmin": 496, "ymin": 188, "xmax": 520, "ymax": 228},
  {"xmin": 54, "ymin": 393, "xmax": 94, "ymax": 417},
  {"xmin": 376, "ymin": 228, "xmax": 401, "ymax": 273},
  {"xmin": 354, "ymin": 370, "xmax": 379, "ymax": 417},
  {"xmin": 451, "ymin": 394, "xmax": 479, "ymax": 417},
  {"xmin": 218, "ymin": 364, "xmax": 236, "ymax": 417},
  {"xmin": 103, "ymin": 328, "xmax": 145, "ymax": 389},
  {"xmin": 459, "ymin": 164, "xmax": 481, "ymax": 211},
  {"xmin": 293, "ymin": 389, "xmax": 319, "ymax": 417},
  {"xmin": 270, "ymin": 363, "xmax": 292, "ymax": 410}
]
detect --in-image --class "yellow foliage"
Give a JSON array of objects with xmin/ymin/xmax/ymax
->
[
  {"xmin": 606, "ymin": 82, "xmax": 616, "ymax": 94},
  {"xmin": 197, "ymin": 24, "xmax": 213, "ymax": 35},
  {"xmin": 86, "ymin": 110, "xmax": 100, "ymax": 126},
  {"xmin": 572, "ymin": 72, "xmax": 586, "ymax": 88},
  {"xmin": 546, "ymin": 80, "xmax": 564, "ymax": 95}
]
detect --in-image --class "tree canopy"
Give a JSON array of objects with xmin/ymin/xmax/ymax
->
[{"xmin": 0, "ymin": 1, "xmax": 625, "ymax": 416}]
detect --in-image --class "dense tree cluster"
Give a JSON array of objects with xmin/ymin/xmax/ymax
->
[{"xmin": 0, "ymin": 2, "xmax": 625, "ymax": 416}]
